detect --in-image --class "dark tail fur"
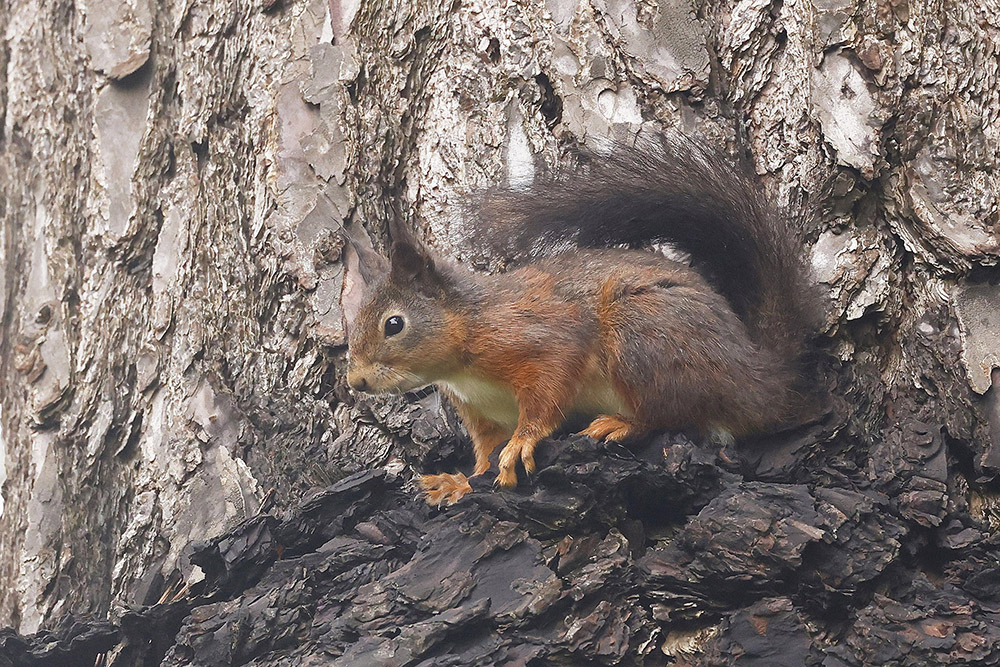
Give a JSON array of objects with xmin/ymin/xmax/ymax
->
[{"xmin": 472, "ymin": 137, "xmax": 819, "ymax": 364}]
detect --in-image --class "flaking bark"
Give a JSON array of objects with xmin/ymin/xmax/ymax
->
[{"xmin": 1, "ymin": 0, "xmax": 999, "ymax": 664}]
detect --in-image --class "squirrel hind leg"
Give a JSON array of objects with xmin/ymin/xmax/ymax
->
[
  {"xmin": 581, "ymin": 414, "xmax": 640, "ymax": 442},
  {"xmin": 598, "ymin": 274, "xmax": 786, "ymax": 440}
]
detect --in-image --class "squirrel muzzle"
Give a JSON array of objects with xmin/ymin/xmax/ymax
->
[
  {"xmin": 345, "ymin": 359, "xmax": 428, "ymax": 394},
  {"xmin": 346, "ymin": 368, "xmax": 369, "ymax": 392}
]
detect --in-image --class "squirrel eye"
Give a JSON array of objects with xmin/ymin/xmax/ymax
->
[{"xmin": 384, "ymin": 315, "xmax": 404, "ymax": 337}]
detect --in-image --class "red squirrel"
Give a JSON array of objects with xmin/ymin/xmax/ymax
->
[{"xmin": 344, "ymin": 138, "xmax": 818, "ymax": 504}]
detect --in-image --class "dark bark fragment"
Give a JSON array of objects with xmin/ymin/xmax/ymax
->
[
  {"xmin": 699, "ymin": 598, "xmax": 818, "ymax": 667},
  {"xmin": 1, "ymin": 403, "xmax": 998, "ymax": 665}
]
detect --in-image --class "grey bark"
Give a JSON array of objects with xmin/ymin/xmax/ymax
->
[{"xmin": 0, "ymin": 0, "xmax": 999, "ymax": 662}]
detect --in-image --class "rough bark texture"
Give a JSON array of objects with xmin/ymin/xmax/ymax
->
[{"xmin": 1, "ymin": 0, "xmax": 999, "ymax": 664}]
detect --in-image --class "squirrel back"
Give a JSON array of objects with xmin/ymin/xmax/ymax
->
[{"xmin": 472, "ymin": 137, "xmax": 820, "ymax": 368}]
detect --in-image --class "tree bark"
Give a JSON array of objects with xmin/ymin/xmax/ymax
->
[{"xmin": 1, "ymin": 0, "xmax": 999, "ymax": 663}]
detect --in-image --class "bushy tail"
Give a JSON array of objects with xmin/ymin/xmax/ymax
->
[{"xmin": 472, "ymin": 137, "xmax": 819, "ymax": 362}]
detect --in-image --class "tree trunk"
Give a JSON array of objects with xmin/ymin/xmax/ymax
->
[{"xmin": 1, "ymin": 0, "xmax": 998, "ymax": 663}]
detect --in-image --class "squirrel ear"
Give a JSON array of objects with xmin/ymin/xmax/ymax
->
[
  {"xmin": 348, "ymin": 236, "xmax": 389, "ymax": 286},
  {"xmin": 389, "ymin": 239, "xmax": 441, "ymax": 287},
  {"xmin": 341, "ymin": 226, "xmax": 388, "ymax": 330}
]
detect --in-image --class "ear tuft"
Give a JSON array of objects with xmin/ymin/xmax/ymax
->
[{"xmin": 390, "ymin": 239, "xmax": 440, "ymax": 287}]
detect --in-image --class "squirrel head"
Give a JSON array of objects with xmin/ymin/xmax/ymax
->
[{"xmin": 346, "ymin": 238, "xmax": 466, "ymax": 394}]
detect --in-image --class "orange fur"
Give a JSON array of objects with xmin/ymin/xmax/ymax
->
[
  {"xmin": 580, "ymin": 414, "xmax": 635, "ymax": 442},
  {"xmin": 445, "ymin": 395, "xmax": 509, "ymax": 476}
]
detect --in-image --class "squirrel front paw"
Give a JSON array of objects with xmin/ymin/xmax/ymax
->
[
  {"xmin": 496, "ymin": 437, "xmax": 536, "ymax": 488},
  {"xmin": 496, "ymin": 465, "xmax": 518, "ymax": 488},
  {"xmin": 420, "ymin": 472, "xmax": 473, "ymax": 505}
]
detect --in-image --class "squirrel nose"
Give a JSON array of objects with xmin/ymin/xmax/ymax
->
[{"xmin": 348, "ymin": 372, "xmax": 368, "ymax": 392}]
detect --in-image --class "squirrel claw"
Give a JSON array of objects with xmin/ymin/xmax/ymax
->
[{"xmin": 420, "ymin": 473, "xmax": 472, "ymax": 506}]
